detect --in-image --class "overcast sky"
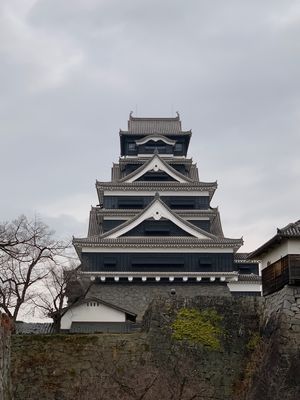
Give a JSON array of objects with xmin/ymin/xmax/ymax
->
[{"xmin": 0, "ymin": 0, "xmax": 299, "ymax": 252}]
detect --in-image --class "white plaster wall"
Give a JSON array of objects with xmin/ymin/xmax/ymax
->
[
  {"xmin": 61, "ymin": 302, "xmax": 126, "ymax": 330},
  {"xmin": 261, "ymin": 241, "xmax": 289, "ymax": 270},
  {"xmin": 288, "ymin": 239, "xmax": 300, "ymax": 254},
  {"xmin": 227, "ymin": 282, "xmax": 262, "ymax": 293}
]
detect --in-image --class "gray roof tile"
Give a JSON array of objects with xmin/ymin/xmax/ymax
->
[
  {"xmin": 278, "ymin": 219, "xmax": 300, "ymax": 237},
  {"xmin": 15, "ymin": 322, "xmax": 53, "ymax": 335},
  {"xmin": 118, "ymin": 154, "xmax": 194, "ymax": 183},
  {"xmin": 120, "ymin": 113, "xmax": 191, "ymax": 136},
  {"xmin": 249, "ymin": 219, "xmax": 300, "ymax": 258}
]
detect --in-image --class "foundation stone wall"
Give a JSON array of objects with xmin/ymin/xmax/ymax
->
[
  {"xmin": 87, "ymin": 281, "xmax": 231, "ymax": 319},
  {"xmin": 0, "ymin": 313, "xmax": 11, "ymax": 400},
  {"xmin": 10, "ymin": 286, "xmax": 300, "ymax": 400}
]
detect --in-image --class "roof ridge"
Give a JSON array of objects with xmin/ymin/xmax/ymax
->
[
  {"xmin": 118, "ymin": 153, "xmax": 194, "ymax": 183},
  {"xmin": 129, "ymin": 113, "xmax": 180, "ymax": 122},
  {"xmin": 98, "ymin": 197, "xmax": 219, "ymax": 240},
  {"xmin": 278, "ymin": 219, "xmax": 300, "ymax": 233}
]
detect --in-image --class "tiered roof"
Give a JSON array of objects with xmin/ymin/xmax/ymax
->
[
  {"xmin": 249, "ymin": 219, "xmax": 300, "ymax": 258},
  {"xmin": 95, "ymin": 181, "xmax": 218, "ymax": 205},
  {"xmin": 278, "ymin": 219, "xmax": 300, "ymax": 237},
  {"xmin": 115, "ymin": 157, "xmax": 199, "ymax": 181},
  {"xmin": 118, "ymin": 154, "xmax": 193, "ymax": 183},
  {"xmin": 74, "ymin": 113, "xmax": 243, "ymax": 260},
  {"xmin": 120, "ymin": 113, "xmax": 191, "ymax": 136},
  {"xmin": 74, "ymin": 236, "xmax": 243, "ymax": 251},
  {"xmin": 76, "ymin": 197, "xmax": 242, "ymax": 253},
  {"xmin": 88, "ymin": 207, "xmax": 224, "ymax": 238},
  {"xmin": 99, "ymin": 197, "xmax": 217, "ymax": 240}
]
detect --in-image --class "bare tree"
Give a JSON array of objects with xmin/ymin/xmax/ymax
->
[
  {"xmin": 0, "ymin": 215, "xmax": 70, "ymax": 321},
  {"xmin": 34, "ymin": 262, "xmax": 91, "ymax": 333}
]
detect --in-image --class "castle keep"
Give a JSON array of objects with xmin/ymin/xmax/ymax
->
[{"xmin": 72, "ymin": 114, "xmax": 261, "ymax": 320}]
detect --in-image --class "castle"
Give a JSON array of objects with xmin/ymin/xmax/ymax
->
[{"xmin": 69, "ymin": 113, "xmax": 261, "ymax": 327}]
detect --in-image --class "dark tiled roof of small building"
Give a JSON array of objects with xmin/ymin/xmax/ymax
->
[
  {"xmin": 15, "ymin": 322, "xmax": 53, "ymax": 335},
  {"xmin": 248, "ymin": 219, "xmax": 300, "ymax": 258},
  {"xmin": 278, "ymin": 220, "xmax": 300, "ymax": 237},
  {"xmin": 70, "ymin": 321, "xmax": 140, "ymax": 334}
]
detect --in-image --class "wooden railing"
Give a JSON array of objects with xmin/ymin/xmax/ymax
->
[
  {"xmin": 262, "ymin": 255, "xmax": 300, "ymax": 295},
  {"xmin": 289, "ymin": 255, "xmax": 300, "ymax": 284}
]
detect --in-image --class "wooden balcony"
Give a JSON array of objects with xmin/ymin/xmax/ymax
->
[{"xmin": 262, "ymin": 254, "xmax": 300, "ymax": 296}]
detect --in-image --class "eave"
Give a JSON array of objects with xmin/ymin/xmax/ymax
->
[
  {"xmin": 99, "ymin": 197, "xmax": 217, "ymax": 240},
  {"xmin": 89, "ymin": 206, "xmax": 224, "ymax": 238},
  {"xmin": 73, "ymin": 236, "xmax": 243, "ymax": 252},
  {"xmin": 96, "ymin": 181, "xmax": 217, "ymax": 204},
  {"xmin": 248, "ymin": 234, "xmax": 283, "ymax": 259},
  {"xmin": 118, "ymin": 157, "xmax": 193, "ymax": 165},
  {"xmin": 79, "ymin": 270, "xmax": 240, "ymax": 283},
  {"xmin": 119, "ymin": 129, "xmax": 192, "ymax": 137},
  {"xmin": 118, "ymin": 153, "xmax": 194, "ymax": 183},
  {"xmin": 91, "ymin": 207, "xmax": 218, "ymax": 218}
]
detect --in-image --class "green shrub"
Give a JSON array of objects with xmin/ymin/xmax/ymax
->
[
  {"xmin": 246, "ymin": 332, "xmax": 261, "ymax": 351},
  {"xmin": 172, "ymin": 308, "xmax": 222, "ymax": 350}
]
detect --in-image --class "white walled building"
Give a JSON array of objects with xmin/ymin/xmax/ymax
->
[
  {"xmin": 61, "ymin": 297, "xmax": 136, "ymax": 333},
  {"xmin": 249, "ymin": 220, "xmax": 300, "ymax": 296}
]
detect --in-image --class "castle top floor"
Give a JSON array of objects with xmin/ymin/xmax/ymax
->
[{"xmin": 119, "ymin": 113, "xmax": 191, "ymax": 157}]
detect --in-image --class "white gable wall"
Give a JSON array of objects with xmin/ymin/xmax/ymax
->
[
  {"xmin": 106, "ymin": 200, "xmax": 212, "ymax": 239},
  {"xmin": 288, "ymin": 239, "xmax": 300, "ymax": 254},
  {"xmin": 260, "ymin": 239, "xmax": 300, "ymax": 270},
  {"xmin": 61, "ymin": 302, "xmax": 126, "ymax": 330},
  {"xmin": 260, "ymin": 241, "xmax": 288, "ymax": 269},
  {"xmin": 227, "ymin": 282, "xmax": 262, "ymax": 293},
  {"xmin": 123, "ymin": 156, "xmax": 189, "ymax": 183}
]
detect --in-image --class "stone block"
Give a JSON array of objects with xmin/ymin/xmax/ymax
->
[{"xmin": 291, "ymin": 324, "xmax": 300, "ymax": 333}]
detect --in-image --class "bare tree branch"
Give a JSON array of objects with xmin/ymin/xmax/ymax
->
[{"xmin": 0, "ymin": 215, "xmax": 70, "ymax": 322}]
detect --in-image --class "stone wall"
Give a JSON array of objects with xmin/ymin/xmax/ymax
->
[
  {"xmin": 10, "ymin": 286, "xmax": 300, "ymax": 400},
  {"xmin": 11, "ymin": 294, "xmax": 261, "ymax": 400},
  {"xmin": 0, "ymin": 313, "xmax": 11, "ymax": 400},
  {"xmin": 242, "ymin": 286, "xmax": 300, "ymax": 400},
  {"xmin": 87, "ymin": 281, "xmax": 230, "ymax": 320}
]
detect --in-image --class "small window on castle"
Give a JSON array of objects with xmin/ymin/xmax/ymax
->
[
  {"xmin": 128, "ymin": 143, "xmax": 136, "ymax": 151},
  {"xmin": 174, "ymin": 143, "xmax": 183, "ymax": 152}
]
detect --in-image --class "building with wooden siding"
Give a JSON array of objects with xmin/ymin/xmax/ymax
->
[
  {"xmin": 71, "ymin": 113, "xmax": 261, "ymax": 321},
  {"xmin": 248, "ymin": 220, "xmax": 300, "ymax": 296}
]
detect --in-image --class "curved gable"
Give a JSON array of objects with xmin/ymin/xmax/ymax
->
[
  {"xmin": 104, "ymin": 199, "xmax": 215, "ymax": 239},
  {"xmin": 121, "ymin": 155, "xmax": 191, "ymax": 183}
]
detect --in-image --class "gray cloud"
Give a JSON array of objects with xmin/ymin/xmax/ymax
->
[{"xmin": 1, "ymin": 0, "xmax": 299, "ymax": 251}]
